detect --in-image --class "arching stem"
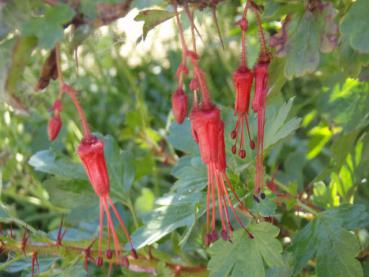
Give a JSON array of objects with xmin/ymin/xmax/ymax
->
[{"xmin": 62, "ymin": 84, "xmax": 91, "ymax": 138}]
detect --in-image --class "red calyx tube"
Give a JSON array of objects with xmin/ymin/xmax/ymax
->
[
  {"xmin": 77, "ymin": 136, "xmax": 110, "ymax": 197},
  {"xmin": 231, "ymin": 66, "xmax": 255, "ymax": 158}
]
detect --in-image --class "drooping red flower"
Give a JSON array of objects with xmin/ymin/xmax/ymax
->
[
  {"xmin": 190, "ymin": 104, "xmax": 253, "ymax": 245},
  {"xmin": 171, "ymin": 88, "xmax": 188, "ymax": 124},
  {"xmin": 231, "ymin": 66, "xmax": 255, "ymax": 158},
  {"xmin": 230, "ymin": 15, "xmax": 255, "ymax": 159},
  {"xmin": 252, "ymin": 55, "xmax": 271, "ymax": 200},
  {"xmin": 77, "ymin": 135, "xmax": 137, "ymax": 267},
  {"xmin": 48, "ymin": 100, "xmax": 62, "ymax": 141}
]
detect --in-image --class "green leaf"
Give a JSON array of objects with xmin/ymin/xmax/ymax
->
[
  {"xmin": 208, "ymin": 222, "xmax": 283, "ymax": 277},
  {"xmin": 21, "ymin": 4, "xmax": 75, "ymax": 49},
  {"xmin": 264, "ymin": 97, "xmax": 301, "ymax": 149},
  {"xmin": 340, "ymin": 0, "xmax": 369, "ymax": 53},
  {"xmin": 171, "ymin": 156, "xmax": 207, "ymax": 193},
  {"xmin": 130, "ymin": 191, "xmax": 204, "ymax": 249},
  {"xmin": 167, "ymin": 119, "xmax": 199, "ymax": 155},
  {"xmin": 134, "ymin": 9, "xmax": 176, "ymax": 40},
  {"xmin": 284, "ymin": 11, "xmax": 321, "ymax": 79},
  {"xmin": 28, "ymin": 150, "xmax": 86, "ymax": 180},
  {"xmin": 339, "ymin": 38, "xmax": 369, "ymax": 77},
  {"xmin": 291, "ymin": 204, "xmax": 368, "ymax": 276},
  {"xmin": 4, "ymin": 37, "xmax": 37, "ymax": 97},
  {"xmin": 246, "ymin": 195, "xmax": 277, "ymax": 216},
  {"xmin": 103, "ymin": 135, "xmax": 136, "ymax": 201}
]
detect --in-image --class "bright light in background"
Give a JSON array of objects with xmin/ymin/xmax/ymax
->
[{"xmin": 117, "ymin": 8, "xmax": 177, "ymax": 67}]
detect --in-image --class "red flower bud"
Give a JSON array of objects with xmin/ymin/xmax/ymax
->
[
  {"xmin": 77, "ymin": 136, "xmax": 110, "ymax": 197},
  {"xmin": 48, "ymin": 100, "xmax": 63, "ymax": 141},
  {"xmin": 48, "ymin": 114, "xmax": 62, "ymax": 141},
  {"xmin": 171, "ymin": 88, "xmax": 188, "ymax": 124}
]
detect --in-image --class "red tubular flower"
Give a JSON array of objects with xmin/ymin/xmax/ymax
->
[
  {"xmin": 48, "ymin": 100, "xmax": 62, "ymax": 141},
  {"xmin": 77, "ymin": 135, "xmax": 137, "ymax": 267},
  {"xmin": 230, "ymin": 13, "xmax": 255, "ymax": 159},
  {"xmin": 252, "ymin": 57, "xmax": 270, "ymax": 200},
  {"xmin": 190, "ymin": 105, "xmax": 253, "ymax": 245},
  {"xmin": 231, "ymin": 66, "xmax": 255, "ymax": 158},
  {"xmin": 171, "ymin": 88, "xmax": 188, "ymax": 124}
]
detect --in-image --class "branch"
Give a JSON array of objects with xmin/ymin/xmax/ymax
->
[{"xmin": 0, "ymin": 237, "xmax": 207, "ymax": 276}]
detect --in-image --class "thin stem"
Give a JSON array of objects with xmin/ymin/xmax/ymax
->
[
  {"xmin": 107, "ymin": 196, "xmax": 134, "ymax": 249},
  {"xmin": 183, "ymin": 2, "xmax": 197, "ymax": 53},
  {"xmin": 250, "ymin": 1, "xmax": 268, "ymax": 56},
  {"xmin": 62, "ymin": 84, "xmax": 91, "ymax": 138},
  {"xmin": 55, "ymin": 44, "xmax": 64, "ymax": 99}
]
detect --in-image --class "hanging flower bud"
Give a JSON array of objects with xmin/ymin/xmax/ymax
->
[
  {"xmin": 77, "ymin": 136, "xmax": 110, "ymax": 197},
  {"xmin": 171, "ymin": 88, "xmax": 188, "ymax": 124},
  {"xmin": 48, "ymin": 100, "xmax": 62, "ymax": 141},
  {"xmin": 48, "ymin": 115, "xmax": 62, "ymax": 141}
]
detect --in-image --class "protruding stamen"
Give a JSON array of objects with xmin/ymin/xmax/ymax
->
[
  {"xmin": 102, "ymin": 197, "xmax": 121, "ymax": 259},
  {"xmin": 245, "ymin": 115, "xmax": 255, "ymax": 150},
  {"xmin": 107, "ymin": 197, "xmax": 135, "ymax": 252}
]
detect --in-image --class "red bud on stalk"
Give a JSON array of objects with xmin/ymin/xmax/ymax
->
[
  {"xmin": 48, "ymin": 100, "xmax": 62, "ymax": 141},
  {"xmin": 171, "ymin": 88, "xmax": 188, "ymax": 124}
]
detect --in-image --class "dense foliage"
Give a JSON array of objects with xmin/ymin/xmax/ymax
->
[{"xmin": 0, "ymin": 0, "xmax": 369, "ymax": 276}]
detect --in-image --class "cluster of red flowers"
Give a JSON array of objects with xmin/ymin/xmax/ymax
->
[
  {"xmin": 170, "ymin": 0, "xmax": 271, "ymax": 245},
  {"xmin": 230, "ymin": 1, "xmax": 272, "ymax": 202},
  {"xmin": 42, "ymin": 0, "xmax": 271, "ymax": 271}
]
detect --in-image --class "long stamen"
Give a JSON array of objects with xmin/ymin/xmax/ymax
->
[
  {"xmin": 220, "ymin": 174, "xmax": 253, "ymax": 238},
  {"xmin": 107, "ymin": 196, "xmax": 134, "ymax": 250},
  {"xmin": 211, "ymin": 166, "xmax": 216, "ymax": 232},
  {"xmin": 239, "ymin": 116, "xmax": 246, "ymax": 158},
  {"xmin": 245, "ymin": 115, "xmax": 255, "ymax": 149},
  {"xmin": 223, "ymin": 174, "xmax": 252, "ymax": 215},
  {"xmin": 216, "ymin": 173, "xmax": 226, "ymax": 232},
  {"xmin": 102, "ymin": 197, "xmax": 121, "ymax": 259},
  {"xmin": 98, "ymin": 200, "xmax": 104, "ymax": 258},
  {"xmin": 206, "ymin": 166, "xmax": 211, "ymax": 234},
  {"xmin": 219, "ymin": 179, "xmax": 233, "ymax": 236}
]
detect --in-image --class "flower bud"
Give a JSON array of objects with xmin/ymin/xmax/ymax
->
[
  {"xmin": 77, "ymin": 136, "xmax": 110, "ymax": 197},
  {"xmin": 48, "ymin": 100, "xmax": 63, "ymax": 141},
  {"xmin": 48, "ymin": 114, "xmax": 62, "ymax": 141},
  {"xmin": 171, "ymin": 88, "xmax": 188, "ymax": 124}
]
